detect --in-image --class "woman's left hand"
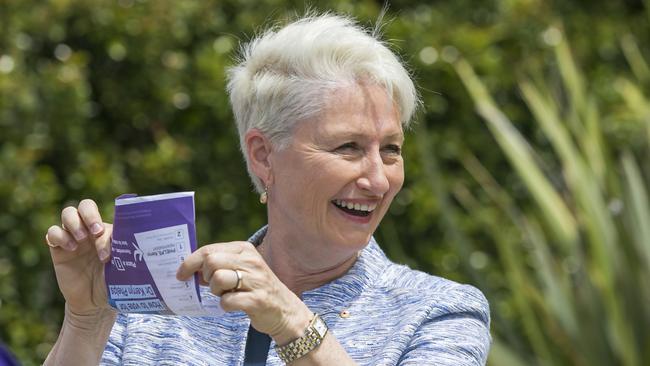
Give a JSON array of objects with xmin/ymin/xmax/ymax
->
[{"xmin": 176, "ymin": 241, "xmax": 312, "ymax": 342}]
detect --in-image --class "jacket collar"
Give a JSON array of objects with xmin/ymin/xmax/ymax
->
[{"xmin": 248, "ymin": 226, "xmax": 390, "ymax": 315}]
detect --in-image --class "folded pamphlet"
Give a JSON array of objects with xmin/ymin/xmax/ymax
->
[{"xmin": 105, "ymin": 192, "xmax": 223, "ymax": 316}]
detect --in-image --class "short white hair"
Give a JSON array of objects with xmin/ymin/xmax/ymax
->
[{"xmin": 226, "ymin": 13, "xmax": 418, "ymax": 192}]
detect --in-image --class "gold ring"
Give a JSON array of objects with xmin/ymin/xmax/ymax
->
[
  {"xmin": 233, "ymin": 269, "xmax": 243, "ymax": 291},
  {"xmin": 45, "ymin": 233, "xmax": 58, "ymax": 248}
]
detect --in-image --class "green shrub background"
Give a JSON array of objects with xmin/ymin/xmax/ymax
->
[{"xmin": 1, "ymin": 1, "xmax": 649, "ymax": 365}]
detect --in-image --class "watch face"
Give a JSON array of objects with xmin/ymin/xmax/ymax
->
[{"xmin": 314, "ymin": 317, "xmax": 328, "ymax": 337}]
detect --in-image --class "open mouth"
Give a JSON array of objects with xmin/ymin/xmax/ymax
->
[{"xmin": 332, "ymin": 199, "xmax": 377, "ymax": 217}]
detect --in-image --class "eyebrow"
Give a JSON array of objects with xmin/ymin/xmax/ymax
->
[{"xmin": 322, "ymin": 131, "xmax": 404, "ymax": 143}]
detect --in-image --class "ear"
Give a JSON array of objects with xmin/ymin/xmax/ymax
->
[{"xmin": 245, "ymin": 129, "xmax": 274, "ymax": 186}]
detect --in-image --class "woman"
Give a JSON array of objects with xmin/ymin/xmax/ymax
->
[{"xmin": 44, "ymin": 14, "xmax": 490, "ymax": 365}]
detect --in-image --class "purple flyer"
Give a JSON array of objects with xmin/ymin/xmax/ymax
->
[{"xmin": 105, "ymin": 192, "xmax": 223, "ymax": 316}]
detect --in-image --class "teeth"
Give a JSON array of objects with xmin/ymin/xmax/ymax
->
[{"xmin": 333, "ymin": 200, "xmax": 377, "ymax": 212}]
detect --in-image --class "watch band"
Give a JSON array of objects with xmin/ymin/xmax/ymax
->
[{"xmin": 275, "ymin": 313, "xmax": 328, "ymax": 364}]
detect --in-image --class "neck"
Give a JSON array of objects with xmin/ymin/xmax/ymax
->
[{"xmin": 259, "ymin": 228, "xmax": 360, "ymax": 295}]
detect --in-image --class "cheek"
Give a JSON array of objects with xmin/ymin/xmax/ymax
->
[
  {"xmin": 284, "ymin": 154, "xmax": 347, "ymax": 204},
  {"xmin": 387, "ymin": 163, "xmax": 405, "ymax": 196},
  {"xmin": 303, "ymin": 153, "xmax": 356, "ymax": 183}
]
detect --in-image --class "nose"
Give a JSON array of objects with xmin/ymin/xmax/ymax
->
[{"xmin": 356, "ymin": 150, "xmax": 390, "ymax": 196}]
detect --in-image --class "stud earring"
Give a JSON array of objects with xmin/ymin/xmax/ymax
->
[{"xmin": 259, "ymin": 186, "xmax": 268, "ymax": 204}]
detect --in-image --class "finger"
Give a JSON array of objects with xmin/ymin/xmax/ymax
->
[
  {"xmin": 202, "ymin": 253, "xmax": 219, "ymax": 283},
  {"xmin": 176, "ymin": 251, "xmax": 207, "ymax": 281},
  {"xmin": 220, "ymin": 275, "xmax": 291, "ymax": 314},
  {"xmin": 61, "ymin": 206, "xmax": 89, "ymax": 242},
  {"xmin": 208, "ymin": 269, "xmax": 240, "ymax": 297},
  {"xmin": 46, "ymin": 225, "xmax": 78, "ymax": 251},
  {"xmin": 219, "ymin": 290, "xmax": 253, "ymax": 313},
  {"xmin": 94, "ymin": 223, "xmax": 113, "ymax": 263},
  {"xmin": 176, "ymin": 241, "xmax": 250, "ymax": 281},
  {"xmin": 77, "ymin": 199, "xmax": 105, "ymax": 237},
  {"xmin": 195, "ymin": 241, "xmax": 252, "ymax": 257},
  {"xmin": 201, "ymin": 252, "xmax": 242, "ymax": 283}
]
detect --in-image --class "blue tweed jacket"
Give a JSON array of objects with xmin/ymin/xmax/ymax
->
[{"xmin": 101, "ymin": 228, "xmax": 491, "ymax": 365}]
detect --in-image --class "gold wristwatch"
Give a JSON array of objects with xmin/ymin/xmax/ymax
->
[{"xmin": 275, "ymin": 313, "xmax": 328, "ymax": 364}]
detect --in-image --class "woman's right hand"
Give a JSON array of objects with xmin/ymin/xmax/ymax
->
[{"xmin": 46, "ymin": 199, "xmax": 113, "ymax": 315}]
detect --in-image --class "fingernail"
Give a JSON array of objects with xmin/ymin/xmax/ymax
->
[
  {"xmin": 99, "ymin": 248, "xmax": 110, "ymax": 261},
  {"xmin": 67, "ymin": 241, "xmax": 78, "ymax": 251},
  {"xmin": 90, "ymin": 223, "xmax": 103, "ymax": 236},
  {"xmin": 73, "ymin": 229, "xmax": 87, "ymax": 241}
]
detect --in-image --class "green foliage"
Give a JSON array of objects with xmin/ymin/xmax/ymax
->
[
  {"xmin": 454, "ymin": 29, "xmax": 649, "ymax": 365},
  {"xmin": 0, "ymin": 1, "xmax": 649, "ymax": 365}
]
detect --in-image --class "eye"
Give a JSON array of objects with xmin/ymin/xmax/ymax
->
[
  {"xmin": 335, "ymin": 142, "xmax": 359, "ymax": 152},
  {"xmin": 383, "ymin": 144, "xmax": 402, "ymax": 155}
]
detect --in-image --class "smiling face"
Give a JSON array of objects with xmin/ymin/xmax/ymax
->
[{"xmin": 267, "ymin": 82, "xmax": 405, "ymax": 255}]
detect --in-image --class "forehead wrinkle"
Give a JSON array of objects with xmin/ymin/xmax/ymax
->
[{"xmin": 303, "ymin": 82, "xmax": 401, "ymax": 143}]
